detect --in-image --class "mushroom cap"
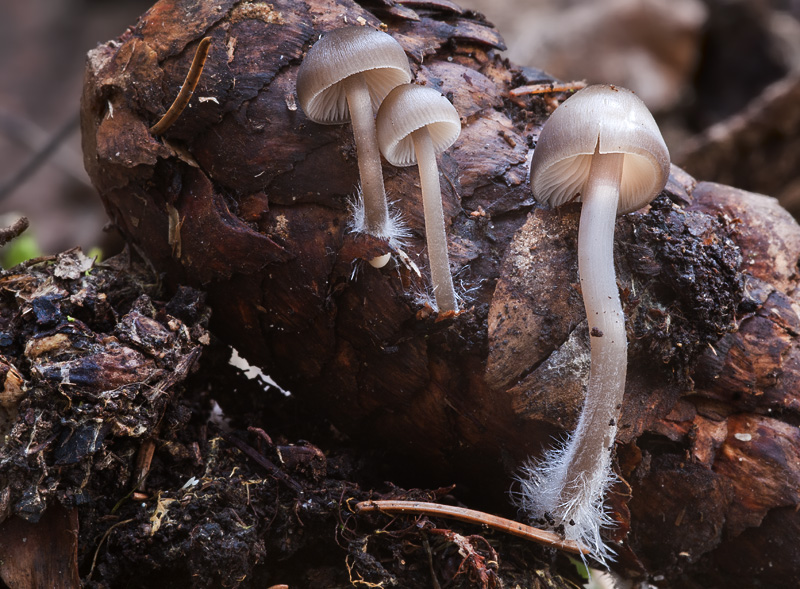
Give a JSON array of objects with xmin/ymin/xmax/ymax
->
[
  {"xmin": 376, "ymin": 84, "xmax": 461, "ymax": 167},
  {"xmin": 296, "ymin": 26, "xmax": 412, "ymax": 125},
  {"xmin": 529, "ymin": 84, "xmax": 670, "ymax": 215}
]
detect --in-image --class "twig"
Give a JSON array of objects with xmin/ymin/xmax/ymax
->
[
  {"xmin": 0, "ymin": 216, "xmax": 29, "ymax": 248},
  {"xmin": 355, "ymin": 499, "xmax": 589, "ymax": 555},
  {"xmin": 247, "ymin": 425, "xmax": 274, "ymax": 446},
  {"xmin": 219, "ymin": 430, "xmax": 304, "ymax": 495},
  {"xmin": 88, "ymin": 518, "xmax": 135, "ymax": 580},
  {"xmin": 509, "ymin": 81, "xmax": 587, "ymax": 98},
  {"xmin": 132, "ymin": 439, "xmax": 157, "ymax": 491},
  {"xmin": 422, "ymin": 535, "xmax": 442, "ymax": 589},
  {"xmin": 149, "ymin": 37, "xmax": 213, "ymax": 135}
]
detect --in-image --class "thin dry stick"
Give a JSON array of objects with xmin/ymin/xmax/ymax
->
[
  {"xmin": 355, "ymin": 500, "xmax": 589, "ymax": 555},
  {"xmin": 150, "ymin": 37, "xmax": 212, "ymax": 135},
  {"xmin": 132, "ymin": 439, "xmax": 157, "ymax": 491},
  {"xmin": 88, "ymin": 518, "xmax": 135, "ymax": 580},
  {"xmin": 509, "ymin": 81, "xmax": 587, "ymax": 98},
  {"xmin": 0, "ymin": 216, "xmax": 29, "ymax": 248}
]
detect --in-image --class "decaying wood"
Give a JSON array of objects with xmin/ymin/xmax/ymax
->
[
  {"xmin": 78, "ymin": 0, "xmax": 800, "ymax": 585},
  {"xmin": 0, "ymin": 504, "xmax": 80, "ymax": 588}
]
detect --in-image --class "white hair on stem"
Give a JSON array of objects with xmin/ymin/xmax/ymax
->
[
  {"xmin": 347, "ymin": 186, "xmax": 410, "ymax": 249},
  {"xmin": 513, "ymin": 430, "xmax": 618, "ymax": 566},
  {"xmin": 409, "ymin": 261, "xmax": 476, "ymax": 313}
]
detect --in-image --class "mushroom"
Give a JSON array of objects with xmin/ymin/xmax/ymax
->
[
  {"xmin": 376, "ymin": 83, "xmax": 461, "ymax": 313},
  {"xmin": 519, "ymin": 84, "xmax": 670, "ymax": 561},
  {"xmin": 295, "ymin": 26, "xmax": 412, "ymax": 267}
]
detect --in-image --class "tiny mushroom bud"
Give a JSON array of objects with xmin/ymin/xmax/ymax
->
[
  {"xmin": 376, "ymin": 83, "xmax": 461, "ymax": 313},
  {"xmin": 519, "ymin": 84, "xmax": 669, "ymax": 562},
  {"xmin": 295, "ymin": 26, "xmax": 412, "ymax": 266}
]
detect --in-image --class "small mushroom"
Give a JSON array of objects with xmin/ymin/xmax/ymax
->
[
  {"xmin": 296, "ymin": 26, "xmax": 412, "ymax": 266},
  {"xmin": 376, "ymin": 84, "xmax": 461, "ymax": 313},
  {"xmin": 520, "ymin": 84, "xmax": 669, "ymax": 561}
]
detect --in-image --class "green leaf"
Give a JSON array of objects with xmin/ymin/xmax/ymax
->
[{"xmin": 1, "ymin": 233, "xmax": 42, "ymax": 268}]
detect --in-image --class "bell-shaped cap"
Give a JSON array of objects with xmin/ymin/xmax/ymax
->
[
  {"xmin": 376, "ymin": 84, "xmax": 461, "ymax": 167},
  {"xmin": 529, "ymin": 84, "xmax": 670, "ymax": 215},
  {"xmin": 296, "ymin": 26, "xmax": 412, "ymax": 124}
]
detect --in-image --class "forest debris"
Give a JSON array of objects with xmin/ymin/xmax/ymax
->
[
  {"xmin": 508, "ymin": 81, "xmax": 587, "ymax": 97},
  {"xmin": 355, "ymin": 500, "xmax": 589, "ymax": 555},
  {"xmin": 0, "ymin": 249, "xmax": 209, "ymax": 524},
  {"xmin": 0, "ymin": 357, "xmax": 25, "ymax": 433},
  {"xmin": 219, "ymin": 431, "xmax": 305, "ymax": 495},
  {"xmin": 53, "ymin": 248, "xmax": 94, "ymax": 280},
  {"xmin": 424, "ymin": 524, "xmax": 499, "ymax": 589},
  {"xmin": 229, "ymin": 3, "xmax": 286, "ymax": 25},
  {"xmin": 149, "ymin": 492, "xmax": 176, "ymax": 535}
]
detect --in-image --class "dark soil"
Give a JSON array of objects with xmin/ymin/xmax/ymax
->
[{"xmin": 0, "ymin": 248, "xmax": 586, "ymax": 588}]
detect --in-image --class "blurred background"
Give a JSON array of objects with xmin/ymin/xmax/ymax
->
[
  {"xmin": 1, "ymin": 0, "xmax": 799, "ymax": 262},
  {"xmin": 0, "ymin": 0, "xmax": 152, "ymax": 264}
]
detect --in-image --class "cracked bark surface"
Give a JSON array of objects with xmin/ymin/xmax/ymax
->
[{"xmin": 80, "ymin": 0, "xmax": 800, "ymax": 585}]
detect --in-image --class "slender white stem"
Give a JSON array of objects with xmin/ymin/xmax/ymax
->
[
  {"xmin": 412, "ymin": 127, "xmax": 458, "ymax": 313},
  {"xmin": 516, "ymin": 149, "xmax": 627, "ymax": 563},
  {"xmin": 344, "ymin": 74, "xmax": 389, "ymax": 236},
  {"xmin": 569, "ymin": 150, "xmax": 626, "ymax": 490}
]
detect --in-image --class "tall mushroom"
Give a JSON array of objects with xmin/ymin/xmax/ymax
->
[
  {"xmin": 520, "ymin": 84, "xmax": 670, "ymax": 561},
  {"xmin": 376, "ymin": 83, "xmax": 462, "ymax": 313},
  {"xmin": 296, "ymin": 26, "xmax": 412, "ymax": 267}
]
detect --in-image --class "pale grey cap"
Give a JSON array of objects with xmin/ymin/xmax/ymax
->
[
  {"xmin": 376, "ymin": 84, "xmax": 461, "ymax": 167},
  {"xmin": 529, "ymin": 84, "xmax": 670, "ymax": 215},
  {"xmin": 296, "ymin": 26, "xmax": 412, "ymax": 124}
]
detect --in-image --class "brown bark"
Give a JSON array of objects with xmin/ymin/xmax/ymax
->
[
  {"xmin": 80, "ymin": 0, "xmax": 800, "ymax": 585},
  {"xmin": 0, "ymin": 505, "xmax": 80, "ymax": 588}
]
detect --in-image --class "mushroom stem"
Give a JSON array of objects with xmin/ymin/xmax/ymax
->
[
  {"xmin": 561, "ymin": 149, "xmax": 627, "ymax": 519},
  {"xmin": 344, "ymin": 74, "xmax": 389, "ymax": 236},
  {"xmin": 412, "ymin": 126, "xmax": 458, "ymax": 313}
]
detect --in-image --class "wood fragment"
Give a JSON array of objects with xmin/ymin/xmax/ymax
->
[
  {"xmin": 355, "ymin": 499, "xmax": 589, "ymax": 555},
  {"xmin": 0, "ymin": 505, "xmax": 81, "ymax": 588},
  {"xmin": 508, "ymin": 80, "xmax": 587, "ymax": 98},
  {"xmin": 0, "ymin": 216, "xmax": 29, "ymax": 248},
  {"xmin": 149, "ymin": 37, "xmax": 212, "ymax": 135},
  {"xmin": 132, "ymin": 439, "xmax": 157, "ymax": 491},
  {"xmin": 219, "ymin": 431, "xmax": 304, "ymax": 495}
]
